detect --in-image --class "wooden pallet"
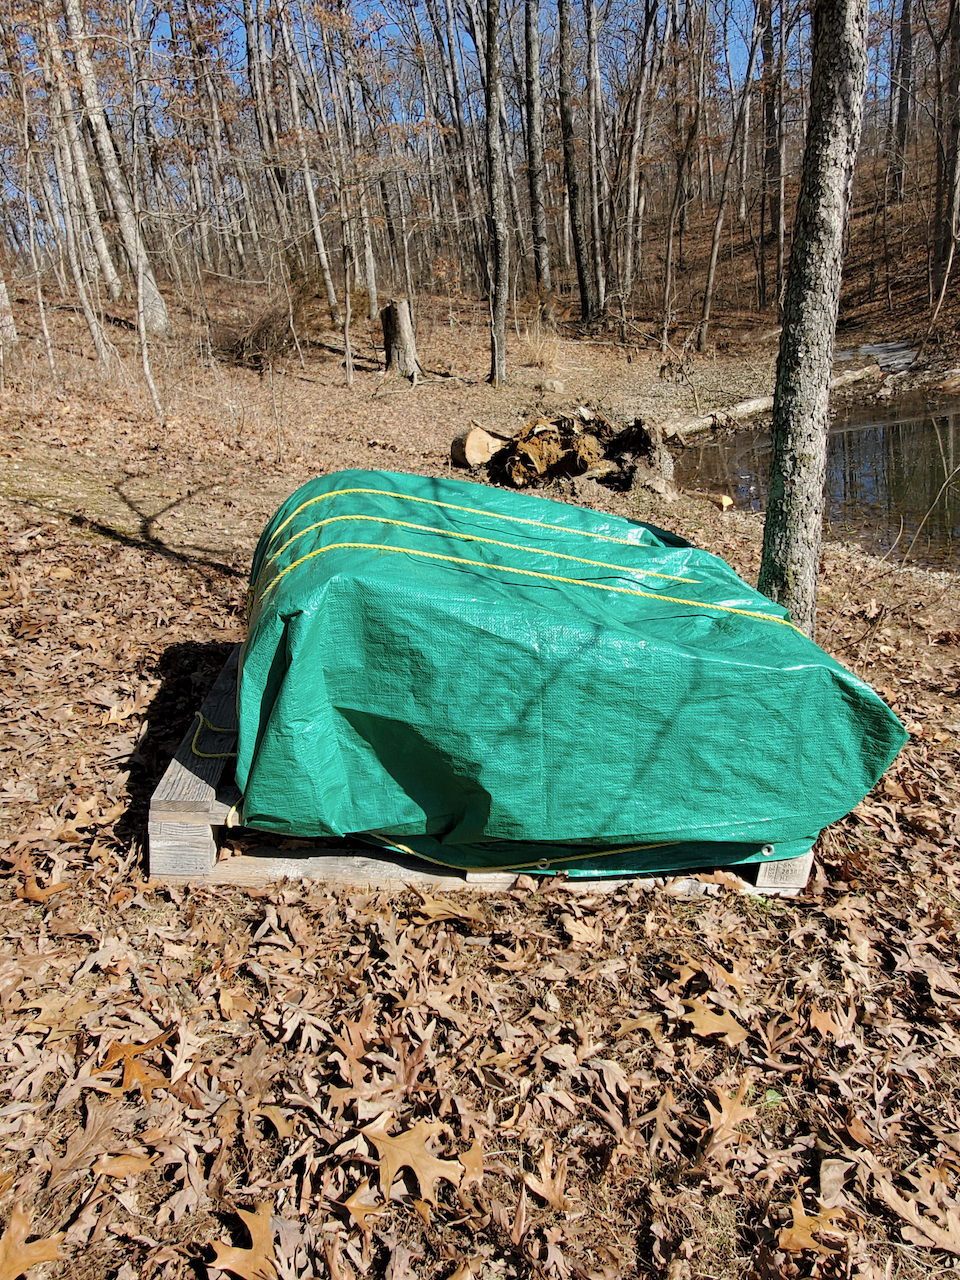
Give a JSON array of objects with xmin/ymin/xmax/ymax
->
[{"xmin": 148, "ymin": 646, "xmax": 814, "ymax": 896}]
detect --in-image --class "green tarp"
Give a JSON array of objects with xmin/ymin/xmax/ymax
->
[{"xmin": 236, "ymin": 469, "xmax": 907, "ymax": 876}]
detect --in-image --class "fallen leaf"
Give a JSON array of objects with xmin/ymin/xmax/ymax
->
[
  {"xmin": 459, "ymin": 1137, "xmax": 484, "ymax": 1190},
  {"xmin": 95, "ymin": 1030, "xmax": 172, "ymax": 1100},
  {"xmin": 16, "ymin": 878, "xmax": 70, "ymax": 903},
  {"xmin": 48, "ymin": 1099, "xmax": 122, "ymax": 1191},
  {"xmin": 362, "ymin": 1113, "xmax": 463, "ymax": 1206},
  {"xmin": 777, "ymin": 1192, "xmax": 845, "ymax": 1255},
  {"xmin": 523, "ymin": 1138, "xmax": 572, "ymax": 1210},
  {"xmin": 511, "ymin": 1185, "xmax": 528, "ymax": 1246},
  {"xmin": 701, "ymin": 1078, "xmax": 758, "ymax": 1166},
  {"xmin": 447, "ymin": 1261, "xmax": 482, "ymax": 1280},
  {"xmin": 210, "ymin": 1201, "xmax": 278, "ymax": 1280},
  {"xmin": 559, "ymin": 912, "xmax": 604, "ymax": 948},
  {"xmin": 253, "ymin": 1105, "xmax": 294, "ymax": 1139},
  {"xmin": 92, "ymin": 1153, "xmax": 154, "ymax": 1179},
  {"xmin": 410, "ymin": 893, "xmax": 485, "ymax": 926},
  {"xmin": 682, "ymin": 998, "xmax": 749, "ymax": 1047},
  {"xmin": 614, "ymin": 1011, "xmax": 665, "ymax": 1046},
  {"xmin": 0, "ymin": 1204, "xmax": 63, "ymax": 1279},
  {"xmin": 343, "ymin": 1179, "xmax": 386, "ymax": 1231},
  {"xmin": 874, "ymin": 1172, "xmax": 960, "ymax": 1254}
]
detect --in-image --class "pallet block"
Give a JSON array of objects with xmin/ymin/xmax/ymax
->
[
  {"xmin": 149, "ymin": 646, "xmax": 815, "ymax": 896},
  {"xmin": 149, "ymin": 645, "xmax": 242, "ymax": 879}
]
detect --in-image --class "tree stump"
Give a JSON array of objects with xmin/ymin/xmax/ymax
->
[
  {"xmin": 380, "ymin": 299, "xmax": 421, "ymax": 385},
  {"xmin": 451, "ymin": 426, "xmax": 507, "ymax": 469}
]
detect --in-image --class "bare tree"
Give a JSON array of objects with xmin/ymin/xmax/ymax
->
[
  {"xmin": 558, "ymin": 0, "xmax": 598, "ymax": 322},
  {"xmin": 524, "ymin": 0, "xmax": 551, "ymax": 306},
  {"xmin": 61, "ymin": 0, "xmax": 170, "ymax": 336},
  {"xmin": 758, "ymin": 0, "xmax": 869, "ymax": 637},
  {"xmin": 486, "ymin": 0, "xmax": 509, "ymax": 383}
]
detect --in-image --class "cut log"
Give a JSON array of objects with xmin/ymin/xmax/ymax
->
[
  {"xmin": 451, "ymin": 426, "xmax": 507, "ymax": 469},
  {"xmin": 380, "ymin": 298, "xmax": 421, "ymax": 384},
  {"xmin": 661, "ymin": 363, "xmax": 883, "ymax": 440}
]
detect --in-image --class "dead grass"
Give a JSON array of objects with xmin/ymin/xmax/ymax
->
[{"xmin": 518, "ymin": 320, "xmax": 564, "ymax": 372}]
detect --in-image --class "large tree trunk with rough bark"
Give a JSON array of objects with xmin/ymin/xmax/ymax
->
[{"xmin": 758, "ymin": 0, "xmax": 868, "ymax": 638}]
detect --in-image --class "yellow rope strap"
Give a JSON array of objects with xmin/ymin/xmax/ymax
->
[
  {"xmin": 266, "ymin": 486, "xmax": 682, "ymax": 553},
  {"xmin": 254, "ymin": 513, "xmax": 699, "ymax": 596},
  {"xmin": 254, "ymin": 540, "xmax": 802, "ymax": 632},
  {"xmin": 363, "ymin": 830, "xmax": 691, "ymax": 872},
  {"xmin": 191, "ymin": 712, "xmax": 238, "ymax": 760}
]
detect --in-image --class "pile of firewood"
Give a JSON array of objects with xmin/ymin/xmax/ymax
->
[{"xmin": 451, "ymin": 408, "xmax": 675, "ymax": 496}]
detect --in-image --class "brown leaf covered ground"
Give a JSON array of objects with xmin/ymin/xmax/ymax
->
[{"xmin": 0, "ymin": 294, "xmax": 959, "ymax": 1280}]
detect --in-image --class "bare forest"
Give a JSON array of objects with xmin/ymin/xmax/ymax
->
[{"xmin": 0, "ymin": 0, "xmax": 958, "ymax": 367}]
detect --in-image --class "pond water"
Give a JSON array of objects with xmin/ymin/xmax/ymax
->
[{"xmin": 673, "ymin": 396, "xmax": 960, "ymax": 570}]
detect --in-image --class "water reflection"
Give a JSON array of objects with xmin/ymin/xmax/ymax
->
[{"xmin": 674, "ymin": 397, "xmax": 960, "ymax": 568}]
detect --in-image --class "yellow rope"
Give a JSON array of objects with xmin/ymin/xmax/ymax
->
[
  {"xmin": 191, "ymin": 712, "xmax": 238, "ymax": 760},
  {"xmin": 362, "ymin": 830, "xmax": 694, "ymax": 872},
  {"xmin": 253, "ymin": 540, "xmax": 802, "ymax": 632},
  {"xmin": 266, "ymin": 486, "xmax": 682, "ymax": 553},
  {"xmin": 255, "ymin": 513, "xmax": 699, "ymax": 591}
]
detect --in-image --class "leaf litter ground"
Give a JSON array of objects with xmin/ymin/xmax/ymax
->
[{"xmin": 0, "ymin": 297, "xmax": 959, "ymax": 1279}]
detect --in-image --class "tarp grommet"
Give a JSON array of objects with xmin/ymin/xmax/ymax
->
[
  {"xmin": 761, "ymin": 844, "xmax": 775, "ymax": 857},
  {"xmin": 536, "ymin": 859, "xmax": 551, "ymax": 871}
]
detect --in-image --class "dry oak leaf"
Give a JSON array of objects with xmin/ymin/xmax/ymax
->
[
  {"xmin": 523, "ymin": 1138, "xmax": 573, "ymax": 1211},
  {"xmin": 448, "ymin": 1261, "xmax": 483, "ymax": 1280},
  {"xmin": 701, "ymin": 1078, "xmax": 758, "ymax": 1166},
  {"xmin": 410, "ymin": 892, "xmax": 485, "ymax": 926},
  {"xmin": 777, "ymin": 1192, "xmax": 845, "ymax": 1255},
  {"xmin": 95, "ymin": 1029, "xmax": 172, "ymax": 1101},
  {"xmin": 253, "ymin": 1106, "xmax": 294, "ymax": 1140},
  {"xmin": 0, "ymin": 1204, "xmax": 63, "ymax": 1279},
  {"xmin": 92, "ymin": 1153, "xmax": 154, "ymax": 1179},
  {"xmin": 361, "ymin": 1113, "xmax": 463, "ymax": 1206},
  {"xmin": 210, "ymin": 1201, "xmax": 278, "ymax": 1280},
  {"xmin": 343, "ymin": 1179, "xmax": 387, "ymax": 1231},
  {"xmin": 614, "ymin": 1012, "xmax": 665, "ymax": 1046},
  {"xmin": 558, "ymin": 912, "xmax": 604, "ymax": 948},
  {"xmin": 48, "ymin": 1099, "xmax": 122, "ymax": 1192},
  {"xmin": 682, "ymin": 998, "xmax": 749, "ymax": 1048},
  {"xmin": 874, "ymin": 1172, "xmax": 960, "ymax": 1254},
  {"xmin": 16, "ymin": 877, "xmax": 70, "ymax": 903},
  {"xmin": 459, "ymin": 1137, "xmax": 484, "ymax": 1190}
]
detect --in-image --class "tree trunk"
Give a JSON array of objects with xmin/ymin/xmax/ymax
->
[
  {"xmin": 759, "ymin": 0, "xmax": 781, "ymax": 311},
  {"xmin": 936, "ymin": 2, "xmax": 960, "ymax": 292},
  {"xmin": 758, "ymin": 0, "xmax": 868, "ymax": 638},
  {"xmin": 891, "ymin": 0, "xmax": 913, "ymax": 204},
  {"xmin": 35, "ymin": 1, "xmax": 122, "ymax": 302},
  {"xmin": 558, "ymin": 0, "xmax": 598, "ymax": 323},
  {"xmin": 61, "ymin": 0, "xmax": 170, "ymax": 336},
  {"xmin": 0, "ymin": 272, "xmax": 18, "ymax": 348},
  {"xmin": 524, "ymin": 0, "xmax": 551, "ymax": 301},
  {"xmin": 585, "ymin": 0, "xmax": 605, "ymax": 312},
  {"xmin": 698, "ymin": 20, "xmax": 760, "ymax": 351},
  {"xmin": 486, "ymin": 0, "xmax": 509, "ymax": 385},
  {"xmin": 381, "ymin": 299, "xmax": 421, "ymax": 384}
]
